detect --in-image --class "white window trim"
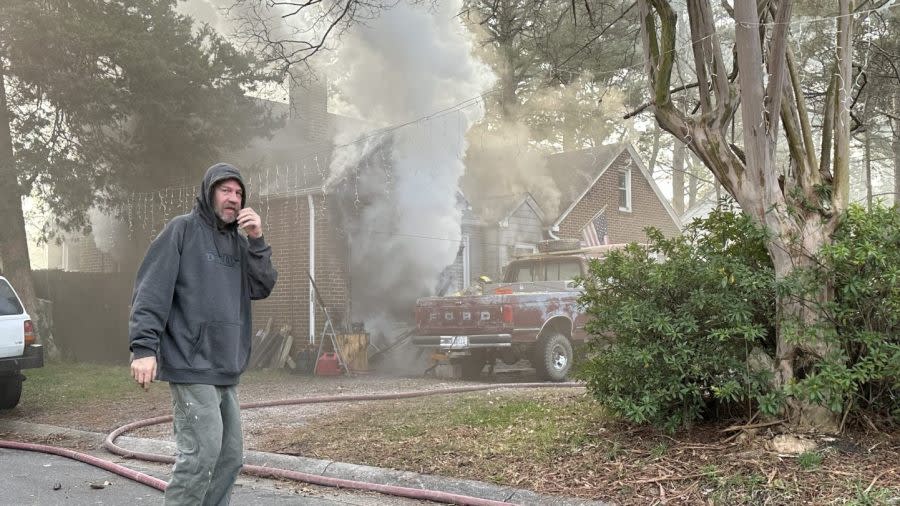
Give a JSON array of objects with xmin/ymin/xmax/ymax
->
[{"xmin": 619, "ymin": 168, "xmax": 632, "ymax": 212}]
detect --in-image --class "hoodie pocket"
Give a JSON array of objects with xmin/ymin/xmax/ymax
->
[{"xmin": 190, "ymin": 321, "xmax": 245, "ymax": 374}]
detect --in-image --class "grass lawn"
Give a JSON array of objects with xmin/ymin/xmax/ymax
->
[
  {"xmin": 4, "ymin": 362, "xmax": 899, "ymax": 504},
  {"xmin": 255, "ymin": 389, "xmax": 900, "ymax": 505},
  {"xmin": 2, "ymin": 361, "xmax": 299, "ymax": 430}
]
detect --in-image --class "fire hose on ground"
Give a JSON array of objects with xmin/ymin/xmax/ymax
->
[{"xmin": 0, "ymin": 382, "xmax": 583, "ymax": 506}]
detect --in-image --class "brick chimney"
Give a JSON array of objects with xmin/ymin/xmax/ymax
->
[{"xmin": 289, "ymin": 69, "xmax": 329, "ymax": 147}]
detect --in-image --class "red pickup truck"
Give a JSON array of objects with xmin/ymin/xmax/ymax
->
[{"xmin": 413, "ymin": 243, "xmax": 623, "ymax": 381}]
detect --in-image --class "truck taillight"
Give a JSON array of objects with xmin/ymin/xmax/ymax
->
[
  {"xmin": 501, "ymin": 304, "xmax": 514, "ymax": 324},
  {"xmin": 24, "ymin": 320, "xmax": 35, "ymax": 346}
]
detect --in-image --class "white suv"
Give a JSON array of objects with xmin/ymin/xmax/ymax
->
[{"xmin": 0, "ymin": 276, "xmax": 43, "ymax": 409}]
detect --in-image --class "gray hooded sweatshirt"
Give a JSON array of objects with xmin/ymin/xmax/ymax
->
[{"xmin": 129, "ymin": 163, "xmax": 277, "ymax": 385}]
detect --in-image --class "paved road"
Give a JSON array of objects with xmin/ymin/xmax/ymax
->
[{"xmin": 0, "ymin": 448, "xmax": 432, "ymax": 506}]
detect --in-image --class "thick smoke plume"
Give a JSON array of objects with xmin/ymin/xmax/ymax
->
[{"xmin": 327, "ymin": 0, "xmax": 493, "ymax": 347}]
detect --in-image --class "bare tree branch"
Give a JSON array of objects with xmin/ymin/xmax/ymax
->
[{"xmin": 229, "ymin": 0, "xmax": 397, "ymax": 72}]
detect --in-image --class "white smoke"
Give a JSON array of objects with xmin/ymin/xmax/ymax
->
[
  {"xmin": 88, "ymin": 207, "xmax": 128, "ymax": 265},
  {"xmin": 327, "ymin": 0, "xmax": 494, "ymax": 346}
]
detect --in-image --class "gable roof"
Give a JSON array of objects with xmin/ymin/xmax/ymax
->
[
  {"xmin": 473, "ymin": 192, "xmax": 546, "ymax": 226},
  {"xmin": 545, "ymin": 143, "xmax": 624, "ymax": 216},
  {"xmin": 548, "ymin": 143, "xmax": 681, "ymax": 231}
]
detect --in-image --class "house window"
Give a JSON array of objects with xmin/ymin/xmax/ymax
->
[{"xmin": 618, "ymin": 169, "xmax": 632, "ymax": 212}]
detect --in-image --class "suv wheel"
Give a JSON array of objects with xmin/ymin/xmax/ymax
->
[
  {"xmin": 532, "ymin": 333, "xmax": 573, "ymax": 382},
  {"xmin": 0, "ymin": 373, "xmax": 23, "ymax": 410}
]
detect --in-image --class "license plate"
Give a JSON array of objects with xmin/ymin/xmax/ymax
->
[{"xmin": 440, "ymin": 336, "xmax": 469, "ymax": 349}]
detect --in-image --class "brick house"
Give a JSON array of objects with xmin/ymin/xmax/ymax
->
[
  {"xmin": 42, "ymin": 78, "xmax": 361, "ymax": 352},
  {"xmin": 546, "ymin": 143, "xmax": 681, "ymax": 244},
  {"xmin": 39, "ymin": 95, "xmax": 678, "ymax": 359},
  {"xmin": 444, "ymin": 143, "xmax": 679, "ymax": 289}
]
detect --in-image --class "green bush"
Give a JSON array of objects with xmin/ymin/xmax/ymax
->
[
  {"xmin": 780, "ymin": 205, "xmax": 900, "ymax": 423},
  {"xmin": 577, "ymin": 203, "xmax": 900, "ymax": 430},
  {"xmin": 576, "ymin": 204, "xmax": 776, "ymax": 431}
]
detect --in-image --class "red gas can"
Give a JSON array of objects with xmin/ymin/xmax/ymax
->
[{"xmin": 314, "ymin": 353, "xmax": 343, "ymax": 376}]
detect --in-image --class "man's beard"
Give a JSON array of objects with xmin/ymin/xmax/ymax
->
[{"xmin": 216, "ymin": 206, "xmax": 238, "ymax": 224}]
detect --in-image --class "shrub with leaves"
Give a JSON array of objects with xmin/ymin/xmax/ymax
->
[
  {"xmin": 780, "ymin": 205, "xmax": 900, "ymax": 424},
  {"xmin": 576, "ymin": 205, "xmax": 776, "ymax": 431}
]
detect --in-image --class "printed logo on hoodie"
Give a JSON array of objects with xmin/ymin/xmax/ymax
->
[{"xmin": 206, "ymin": 251, "xmax": 241, "ymax": 267}]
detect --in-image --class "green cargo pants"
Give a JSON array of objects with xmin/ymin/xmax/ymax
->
[{"xmin": 165, "ymin": 383, "xmax": 243, "ymax": 506}]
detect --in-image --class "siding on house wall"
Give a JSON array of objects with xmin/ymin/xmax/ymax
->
[
  {"xmin": 557, "ymin": 151, "xmax": 680, "ymax": 243},
  {"xmin": 466, "ymin": 222, "xmax": 488, "ymax": 282},
  {"xmin": 444, "ymin": 212, "xmax": 490, "ymax": 293},
  {"xmin": 481, "ymin": 225, "xmax": 502, "ymax": 281},
  {"xmin": 497, "ymin": 202, "xmax": 545, "ymax": 270}
]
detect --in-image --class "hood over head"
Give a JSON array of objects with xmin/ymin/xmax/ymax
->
[{"xmin": 195, "ymin": 163, "xmax": 247, "ymax": 229}]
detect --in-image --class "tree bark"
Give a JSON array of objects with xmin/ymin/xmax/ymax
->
[
  {"xmin": 833, "ymin": 0, "xmax": 854, "ymax": 210},
  {"xmin": 687, "ymin": 154, "xmax": 699, "ymax": 209},
  {"xmin": 647, "ymin": 126, "xmax": 662, "ymax": 176},
  {"xmin": 0, "ymin": 67, "xmax": 40, "ymax": 332},
  {"xmin": 864, "ymin": 120, "xmax": 872, "ymax": 210},
  {"xmin": 770, "ymin": 217, "xmax": 839, "ymax": 432},
  {"xmin": 672, "ymin": 140, "xmax": 685, "ymax": 214},
  {"xmin": 637, "ymin": 0, "xmax": 844, "ymax": 432},
  {"xmin": 894, "ymin": 91, "xmax": 900, "ymax": 206}
]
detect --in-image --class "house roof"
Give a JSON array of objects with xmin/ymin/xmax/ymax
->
[
  {"xmin": 545, "ymin": 143, "xmax": 625, "ymax": 217},
  {"xmin": 472, "ymin": 192, "xmax": 546, "ymax": 226},
  {"xmin": 547, "ymin": 143, "xmax": 681, "ymax": 230}
]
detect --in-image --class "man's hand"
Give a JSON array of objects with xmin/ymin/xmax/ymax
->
[
  {"xmin": 131, "ymin": 356, "xmax": 157, "ymax": 390},
  {"xmin": 237, "ymin": 207, "xmax": 263, "ymax": 239}
]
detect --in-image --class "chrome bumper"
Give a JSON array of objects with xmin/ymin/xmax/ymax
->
[{"xmin": 412, "ymin": 334, "xmax": 512, "ymax": 350}]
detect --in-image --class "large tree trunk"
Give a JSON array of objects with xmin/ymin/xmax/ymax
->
[
  {"xmin": 687, "ymin": 153, "xmax": 699, "ymax": 208},
  {"xmin": 864, "ymin": 122, "xmax": 872, "ymax": 210},
  {"xmin": 769, "ymin": 221, "xmax": 839, "ymax": 432},
  {"xmin": 636, "ymin": 0, "xmax": 848, "ymax": 432},
  {"xmin": 894, "ymin": 91, "xmax": 900, "ymax": 206},
  {"xmin": 895, "ymin": 131, "xmax": 900, "ymax": 207},
  {"xmin": 0, "ymin": 68, "xmax": 39, "ymax": 331},
  {"xmin": 647, "ymin": 126, "xmax": 662, "ymax": 176},
  {"xmin": 672, "ymin": 140, "xmax": 685, "ymax": 214}
]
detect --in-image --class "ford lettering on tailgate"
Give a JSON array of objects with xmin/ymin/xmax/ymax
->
[{"xmin": 420, "ymin": 303, "xmax": 502, "ymax": 331}]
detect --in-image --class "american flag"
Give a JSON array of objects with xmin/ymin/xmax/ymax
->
[{"xmin": 581, "ymin": 211, "xmax": 609, "ymax": 247}]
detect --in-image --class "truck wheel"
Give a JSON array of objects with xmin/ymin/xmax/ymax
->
[
  {"xmin": 458, "ymin": 350, "xmax": 488, "ymax": 380},
  {"xmin": 0, "ymin": 374, "xmax": 23, "ymax": 410},
  {"xmin": 532, "ymin": 333, "xmax": 573, "ymax": 382}
]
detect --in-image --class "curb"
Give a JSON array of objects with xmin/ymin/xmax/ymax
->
[{"xmin": 0, "ymin": 420, "xmax": 608, "ymax": 505}]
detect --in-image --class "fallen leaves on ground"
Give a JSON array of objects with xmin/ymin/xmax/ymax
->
[{"xmin": 253, "ymin": 390, "xmax": 900, "ymax": 505}]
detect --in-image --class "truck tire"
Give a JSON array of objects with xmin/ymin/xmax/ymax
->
[
  {"xmin": 457, "ymin": 350, "xmax": 488, "ymax": 380},
  {"xmin": 0, "ymin": 373, "xmax": 23, "ymax": 410},
  {"xmin": 532, "ymin": 333, "xmax": 573, "ymax": 382}
]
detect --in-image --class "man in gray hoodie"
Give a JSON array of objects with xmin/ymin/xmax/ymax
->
[{"xmin": 129, "ymin": 163, "xmax": 277, "ymax": 505}]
